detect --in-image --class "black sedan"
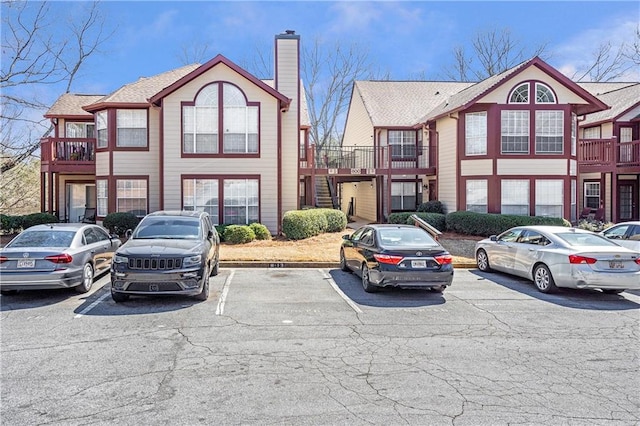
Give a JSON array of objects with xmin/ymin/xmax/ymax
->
[
  {"xmin": 340, "ymin": 224, "xmax": 453, "ymax": 293},
  {"xmin": 0, "ymin": 223, "xmax": 121, "ymax": 294}
]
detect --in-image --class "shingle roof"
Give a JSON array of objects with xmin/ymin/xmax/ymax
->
[
  {"xmin": 354, "ymin": 81, "xmax": 473, "ymax": 127},
  {"xmin": 577, "ymin": 83, "xmax": 640, "ymax": 124},
  {"xmin": 45, "ymin": 93, "xmax": 104, "ymax": 117},
  {"xmin": 262, "ymin": 79, "xmax": 311, "ymax": 127}
]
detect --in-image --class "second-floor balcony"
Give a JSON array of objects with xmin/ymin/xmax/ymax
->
[
  {"xmin": 578, "ymin": 138, "xmax": 640, "ymax": 173},
  {"xmin": 299, "ymin": 145, "xmax": 435, "ymax": 176},
  {"xmin": 40, "ymin": 137, "xmax": 96, "ymax": 174}
]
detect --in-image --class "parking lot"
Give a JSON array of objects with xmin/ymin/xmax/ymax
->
[{"xmin": 2, "ymin": 268, "xmax": 639, "ymax": 425}]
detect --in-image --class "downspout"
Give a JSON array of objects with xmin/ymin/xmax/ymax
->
[{"xmin": 277, "ymin": 103, "xmax": 283, "ymax": 235}]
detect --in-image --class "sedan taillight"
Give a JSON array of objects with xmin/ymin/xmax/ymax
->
[
  {"xmin": 0, "ymin": 256, "xmax": 7, "ymax": 263},
  {"xmin": 568, "ymin": 255, "xmax": 597, "ymax": 265},
  {"xmin": 373, "ymin": 254, "xmax": 404, "ymax": 265},
  {"xmin": 45, "ymin": 254, "xmax": 73, "ymax": 264},
  {"xmin": 635, "ymin": 258, "xmax": 640, "ymax": 265},
  {"xmin": 434, "ymin": 254, "xmax": 453, "ymax": 265}
]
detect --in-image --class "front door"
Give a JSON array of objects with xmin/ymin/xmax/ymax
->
[
  {"xmin": 66, "ymin": 183, "xmax": 96, "ymax": 223},
  {"xmin": 618, "ymin": 181, "xmax": 638, "ymax": 222}
]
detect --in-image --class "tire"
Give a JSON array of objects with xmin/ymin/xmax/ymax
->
[
  {"xmin": 210, "ymin": 259, "xmax": 219, "ymax": 277},
  {"xmin": 195, "ymin": 269, "xmax": 210, "ymax": 301},
  {"xmin": 533, "ymin": 264, "xmax": 558, "ymax": 294},
  {"xmin": 476, "ymin": 249, "xmax": 492, "ymax": 272},
  {"xmin": 340, "ymin": 249, "xmax": 350, "ymax": 272},
  {"xmin": 111, "ymin": 289, "xmax": 129, "ymax": 303},
  {"xmin": 430, "ymin": 285, "xmax": 445, "ymax": 293},
  {"xmin": 361, "ymin": 264, "xmax": 378, "ymax": 293},
  {"xmin": 602, "ymin": 289, "xmax": 625, "ymax": 294},
  {"xmin": 75, "ymin": 263, "xmax": 94, "ymax": 293}
]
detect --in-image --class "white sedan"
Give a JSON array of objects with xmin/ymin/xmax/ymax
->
[
  {"xmin": 475, "ymin": 226, "xmax": 640, "ymax": 294},
  {"xmin": 599, "ymin": 221, "xmax": 640, "ymax": 252}
]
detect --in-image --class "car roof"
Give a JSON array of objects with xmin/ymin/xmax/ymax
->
[
  {"xmin": 511, "ymin": 226, "xmax": 591, "ymax": 234},
  {"xmin": 608, "ymin": 221, "xmax": 640, "ymax": 226},
  {"xmin": 146, "ymin": 210, "xmax": 205, "ymax": 218},
  {"xmin": 364, "ymin": 224, "xmax": 421, "ymax": 230},
  {"xmin": 25, "ymin": 223, "xmax": 93, "ymax": 231}
]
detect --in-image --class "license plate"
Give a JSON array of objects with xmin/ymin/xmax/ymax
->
[
  {"xmin": 608, "ymin": 261, "xmax": 624, "ymax": 269},
  {"xmin": 411, "ymin": 260, "xmax": 426, "ymax": 268},
  {"xmin": 17, "ymin": 259, "xmax": 35, "ymax": 268}
]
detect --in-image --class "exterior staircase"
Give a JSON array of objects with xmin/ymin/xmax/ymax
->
[{"xmin": 315, "ymin": 176, "xmax": 335, "ymax": 208}]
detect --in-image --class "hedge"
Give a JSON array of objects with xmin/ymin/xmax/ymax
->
[
  {"xmin": 282, "ymin": 209, "xmax": 328, "ymax": 240},
  {"xmin": 103, "ymin": 212, "xmax": 140, "ymax": 237},
  {"xmin": 417, "ymin": 200, "xmax": 447, "ymax": 214},
  {"xmin": 249, "ymin": 222, "xmax": 272, "ymax": 240},
  {"xmin": 224, "ymin": 225, "xmax": 256, "ymax": 244},
  {"xmin": 0, "ymin": 213, "xmax": 59, "ymax": 233},
  {"xmin": 445, "ymin": 211, "xmax": 569, "ymax": 237},
  {"xmin": 316, "ymin": 208, "xmax": 347, "ymax": 232}
]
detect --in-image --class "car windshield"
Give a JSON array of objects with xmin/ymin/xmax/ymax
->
[
  {"xmin": 133, "ymin": 217, "xmax": 201, "ymax": 239},
  {"xmin": 378, "ymin": 228, "xmax": 438, "ymax": 246},
  {"xmin": 6, "ymin": 230, "xmax": 75, "ymax": 248},
  {"xmin": 555, "ymin": 232, "xmax": 621, "ymax": 247}
]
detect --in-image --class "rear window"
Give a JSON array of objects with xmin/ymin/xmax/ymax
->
[
  {"xmin": 133, "ymin": 217, "xmax": 201, "ymax": 239},
  {"xmin": 556, "ymin": 232, "xmax": 621, "ymax": 247},
  {"xmin": 378, "ymin": 228, "xmax": 438, "ymax": 246},
  {"xmin": 7, "ymin": 230, "xmax": 75, "ymax": 248}
]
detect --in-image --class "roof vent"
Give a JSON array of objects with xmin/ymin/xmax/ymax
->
[{"xmin": 285, "ymin": 30, "xmax": 295, "ymax": 35}]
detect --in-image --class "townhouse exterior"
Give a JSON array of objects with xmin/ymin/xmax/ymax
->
[
  {"xmin": 40, "ymin": 35, "xmax": 639, "ymax": 232},
  {"xmin": 334, "ymin": 57, "xmax": 639, "ymax": 224},
  {"xmin": 40, "ymin": 31, "xmax": 309, "ymax": 234}
]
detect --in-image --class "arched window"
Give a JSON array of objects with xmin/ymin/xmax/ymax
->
[
  {"xmin": 509, "ymin": 83, "xmax": 529, "ymax": 103},
  {"xmin": 535, "ymin": 83, "xmax": 556, "ymax": 103},
  {"xmin": 182, "ymin": 83, "xmax": 259, "ymax": 154}
]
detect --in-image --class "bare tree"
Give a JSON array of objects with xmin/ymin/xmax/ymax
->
[
  {"xmin": 1, "ymin": 0, "xmax": 111, "ymax": 174},
  {"xmin": 574, "ymin": 24, "xmax": 640, "ymax": 81},
  {"xmin": 443, "ymin": 28, "xmax": 548, "ymax": 81},
  {"xmin": 176, "ymin": 40, "xmax": 211, "ymax": 65},
  {"xmin": 242, "ymin": 37, "xmax": 384, "ymax": 151}
]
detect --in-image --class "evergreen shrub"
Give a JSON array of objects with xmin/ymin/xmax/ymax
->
[
  {"xmin": 249, "ymin": 223, "xmax": 272, "ymax": 240},
  {"xmin": 103, "ymin": 212, "xmax": 140, "ymax": 237},
  {"xmin": 224, "ymin": 225, "xmax": 256, "ymax": 244}
]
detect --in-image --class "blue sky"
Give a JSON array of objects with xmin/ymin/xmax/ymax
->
[{"xmin": 67, "ymin": 0, "xmax": 639, "ymax": 96}]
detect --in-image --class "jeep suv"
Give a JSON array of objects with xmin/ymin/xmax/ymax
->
[{"xmin": 110, "ymin": 211, "xmax": 220, "ymax": 303}]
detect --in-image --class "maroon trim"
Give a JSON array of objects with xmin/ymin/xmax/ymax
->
[
  {"xmin": 180, "ymin": 174, "xmax": 261, "ymax": 224},
  {"xmin": 84, "ymin": 102, "xmax": 149, "ymax": 113},
  {"xmin": 95, "ymin": 176, "xmax": 108, "ymax": 220},
  {"xmin": 149, "ymin": 54, "xmax": 290, "ymax": 107},
  {"xmin": 159, "ymin": 104, "xmax": 164, "ymax": 210}
]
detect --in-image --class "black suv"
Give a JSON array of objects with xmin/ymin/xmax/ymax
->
[{"xmin": 110, "ymin": 211, "xmax": 220, "ymax": 303}]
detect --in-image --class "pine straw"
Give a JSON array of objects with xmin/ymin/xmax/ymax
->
[{"xmin": 219, "ymin": 230, "xmax": 478, "ymax": 263}]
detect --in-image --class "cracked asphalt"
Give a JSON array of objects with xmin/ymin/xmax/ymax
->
[{"xmin": 1, "ymin": 268, "xmax": 639, "ymax": 425}]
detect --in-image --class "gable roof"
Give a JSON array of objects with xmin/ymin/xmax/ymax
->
[
  {"xmin": 353, "ymin": 81, "xmax": 472, "ymax": 127},
  {"xmin": 577, "ymin": 83, "xmax": 640, "ymax": 125},
  {"xmin": 417, "ymin": 56, "xmax": 609, "ymax": 124},
  {"xmin": 45, "ymin": 94, "xmax": 104, "ymax": 118},
  {"xmin": 148, "ymin": 54, "xmax": 290, "ymax": 108}
]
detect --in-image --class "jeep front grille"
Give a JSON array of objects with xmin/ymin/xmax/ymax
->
[{"xmin": 127, "ymin": 257, "xmax": 183, "ymax": 270}]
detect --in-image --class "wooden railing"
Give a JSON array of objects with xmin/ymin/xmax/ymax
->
[
  {"xmin": 300, "ymin": 145, "xmax": 432, "ymax": 173},
  {"xmin": 40, "ymin": 137, "xmax": 96, "ymax": 174},
  {"xmin": 578, "ymin": 138, "xmax": 640, "ymax": 169}
]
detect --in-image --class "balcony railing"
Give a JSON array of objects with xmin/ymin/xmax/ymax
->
[
  {"xmin": 300, "ymin": 145, "xmax": 433, "ymax": 173},
  {"xmin": 578, "ymin": 138, "xmax": 640, "ymax": 169},
  {"xmin": 40, "ymin": 137, "xmax": 96, "ymax": 173}
]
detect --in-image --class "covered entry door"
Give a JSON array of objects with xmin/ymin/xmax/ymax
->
[
  {"xmin": 618, "ymin": 181, "xmax": 638, "ymax": 222},
  {"xmin": 67, "ymin": 183, "xmax": 96, "ymax": 223}
]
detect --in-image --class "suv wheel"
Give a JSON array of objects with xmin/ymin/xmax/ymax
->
[{"xmin": 195, "ymin": 269, "xmax": 210, "ymax": 301}]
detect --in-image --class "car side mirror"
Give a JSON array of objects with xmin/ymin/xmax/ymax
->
[
  {"xmin": 207, "ymin": 230, "xmax": 214, "ymax": 239},
  {"xmin": 342, "ymin": 234, "xmax": 351, "ymax": 241},
  {"xmin": 490, "ymin": 235, "xmax": 497, "ymax": 242},
  {"xmin": 125, "ymin": 229, "xmax": 133, "ymax": 239},
  {"xmin": 110, "ymin": 234, "xmax": 120, "ymax": 240}
]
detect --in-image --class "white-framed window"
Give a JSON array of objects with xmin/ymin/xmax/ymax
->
[
  {"xmin": 509, "ymin": 83, "xmax": 529, "ymax": 103},
  {"xmin": 388, "ymin": 130, "xmax": 417, "ymax": 159},
  {"xmin": 535, "ymin": 180, "xmax": 563, "ymax": 217},
  {"xmin": 583, "ymin": 126, "xmax": 601, "ymax": 139},
  {"xmin": 96, "ymin": 179, "xmax": 108, "ymax": 217},
  {"xmin": 571, "ymin": 179, "xmax": 577, "ymax": 223},
  {"xmin": 535, "ymin": 110, "xmax": 563, "ymax": 154},
  {"xmin": 465, "ymin": 112, "xmax": 487, "ymax": 155},
  {"xmin": 391, "ymin": 182, "xmax": 416, "ymax": 210},
  {"xmin": 535, "ymin": 83, "xmax": 556, "ymax": 103},
  {"xmin": 501, "ymin": 180, "xmax": 529, "ymax": 215},
  {"xmin": 116, "ymin": 109, "xmax": 147, "ymax": 147},
  {"xmin": 466, "ymin": 180, "xmax": 487, "ymax": 213},
  {"xmin": 183, "ymin": 179, "xmax": 219, "ymax": 224},
  {"xmin": 501, "ymin": 110, "xmax": 529, "ymax": 153},
  {"xmin": 619, "ymin": 127, "xmax": 634, "ymax": 163},
  {"xmin": 96, "ymin": 111, "xmax": 108, "ymax": 148},
  {"xmin": 571, "ymin": 113, "xmax": 577, "ymax": 156},
  {"xmin": 223, "ymin": 179, "xmax": 259, "ymax": 224},
  {"xmin": 223, "ymin": 84, "xmax": 258, "ymax": 153},
  {"xmin": 116, "ymin": 179, "xmax": 147, "ymax": 216},
  {"xmin": 184, "ymin": 84, "xmax": 219, "ymax": 153},
  {"xmin": 584, "ymin": 182, "xmax": 600, "ymax": 209},
  {"xmin": 65, "ymin": 122, "xmax": 95, "ymax": 138}
]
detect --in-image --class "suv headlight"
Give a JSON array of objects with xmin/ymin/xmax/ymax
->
[
  {"xmin": 113, "ymin": 254, "xmax": 128, "ymax": 264},
  {"xmin": 184, "ymin": 254, "xmax": 202, "ymax": 267}
]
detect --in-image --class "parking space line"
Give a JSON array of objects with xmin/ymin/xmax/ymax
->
[
  {"xmin": 320, "ymin": 269, "xmax": 362, "ymax": 313},
  {"xmin": 216, "ymin": 269, "xmax": 235, "ymax": 315},
  {"xmin": 74, "ymin": 292, "xmax": 110, "ymax": 318}
]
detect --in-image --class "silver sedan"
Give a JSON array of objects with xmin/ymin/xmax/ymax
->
[
  {"xmin": 0, "ymin": 223, "xmax": 121, "ymax": 294},
  {"xmin": 475, "ymin": 225, "xmax": 640, "ymax": 294}
]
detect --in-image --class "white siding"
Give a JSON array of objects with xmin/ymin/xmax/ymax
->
[
  {"xmin": 343, "ymin": 86, "xmax": 375, "ymax": 148},
  {"xmin": 436, "ymin": 117, "xmax": 458, "ymax": 212},
  {"xmin": 340, "ymin": 181, "xmax": 376, "ymax": 222},
  {"xmin": 95, "ymin": 152, "xmax": 109, "ymax": 176},
  {"xmin": 497, "ymin": 159, "xmax": 568, "ymax": 175},
  {"xmin": 461, "ymin": 159, "xmax": 493, "ymax": 176}
]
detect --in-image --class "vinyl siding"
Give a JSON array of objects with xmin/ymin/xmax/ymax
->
[
  {"xmin": 341, "ymin": 181, "xmax": 376, "ymax": 222},
  {"xmin": 497, "ymin": 159, "xmax": 568, "ymax": 175},
  {"xmin": 343, "ymin": 86, "xmax": 375, "ymax": 148},
  {"xmin": 461, "ymin": 159, "xmax": 493, "ymax": 176},
  {"xmin": 436, "ymin": 117, "xmax": 458, "ymax": 212},
  {"xmin": 95, "ymin": 152, "xmax": 109, "ymax": 176}
]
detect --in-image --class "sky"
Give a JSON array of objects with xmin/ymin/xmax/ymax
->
[{"xmin": 64, "ymin": 0, "xmax": 639, "ymax": 97}]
